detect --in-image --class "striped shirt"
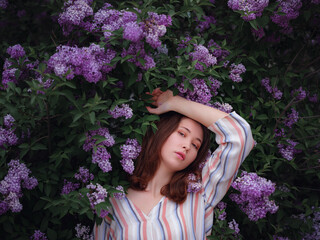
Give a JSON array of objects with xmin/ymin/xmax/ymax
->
[{"xmin": 94, "ymin": 112, "xmax": 254, "ymax": 240}]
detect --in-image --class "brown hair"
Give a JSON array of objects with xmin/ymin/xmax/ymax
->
[{"xmin": 130, "ymin": 111, "xmax": 211, "ymax": 203}]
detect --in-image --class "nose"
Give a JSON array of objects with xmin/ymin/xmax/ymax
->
[{"xmin": 182, "ymin": 141, "xmax": 191, "ymax": 151}]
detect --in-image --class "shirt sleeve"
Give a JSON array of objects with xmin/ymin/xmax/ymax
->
[{"xmin": 201, "ymin": 111, "xmax": 254, "ymax": 208}]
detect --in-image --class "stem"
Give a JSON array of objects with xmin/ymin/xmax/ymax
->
[
  {"xmin": 305, "ymin": 68, "xmax": 320, "ymax": 79},
  {"xmin": 300, "ymin": 115, "xmax": 320, "ymax": 119},
  {"xmin": 285, "ymin": 45, "xmax": 304, "ymax": 76}
]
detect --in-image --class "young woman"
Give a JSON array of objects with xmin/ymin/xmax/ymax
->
[{"xmin": 94, "ymin": 89, "xmax": 254, "ymax": 239}]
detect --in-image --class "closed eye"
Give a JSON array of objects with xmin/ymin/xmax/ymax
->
[
  {"xmin": 178, "ymin": 131, "xmax": 185, "ymax": 137},
  {"xmin": 192, "ymin": 143, "xmax": 199, "ymax": 150}
]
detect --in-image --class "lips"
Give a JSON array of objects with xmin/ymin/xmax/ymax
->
[{"xmin": 175, "ymin": 152, "xmax": 185, "ymax": 160}]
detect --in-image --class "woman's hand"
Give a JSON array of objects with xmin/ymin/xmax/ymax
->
[{"xmin": 146, "ymin": 88, "xmax": 175, "ymax": 115}]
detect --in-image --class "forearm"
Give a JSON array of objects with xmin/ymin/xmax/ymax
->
[{"xmin": 168, "ymin": 95, "xmax": 228, "ymax": 127}]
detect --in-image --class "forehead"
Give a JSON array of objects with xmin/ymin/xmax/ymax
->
[{"xmin": 178, "ymin": 117, "xmax": 203, "ymax": 140}]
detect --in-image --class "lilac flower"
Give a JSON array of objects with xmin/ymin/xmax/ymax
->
[
  {"xmin": 291, "ymin": 87, "xmax": 306, "ymax": 100},
  {"xmin": 86, "ymin": 183, "xmax": 108, "ymax": 209},
  {"xmin": 30, "ymin": 230, "xmax": 48, "ymax": 240},
  {"xmin": 273, "ymin": 236, "xmax": 290, "ymax": 240},
  {"xmin": 3, "ymin": 114, "xmax": 15, "ymax": 129},
  {"xmin": 252, "ymin": 27, "xmax": 265, "ymax": 39},
  {"xmin": 75, "ymin": 223, "xmax": 93, "ymax": 240},
  {"xmin": 274, "ymin": 128, "xmax": 285, "ymax": 138},
  {"xmin": 47, "ymin": 44, "xmax": 116, "ymax": 83},
  {"xmin": 120, "ymin": 139, "xmax": 141, "ymax": 174},
  {"xmin": 177, "ymin": 78, "xmax": 213, "ymax": 105},
  {"xmin": 74, "ymin": 167, "xmax": 94, "ymax": 183},
  {"xmin": 228, "ymin": 219, "xmax": 240, "ymax": 235},
  {"xmin": 123, "ymin": 22, "xmax": 143, "ymax": 42},
  {"xmin": 283, "ymin": 108, "xmax": 299, "ymax": 128},
  {"xmin": 0, "ymin": 159, "xmax": 38, "ymax": 215},
  {"xmin": 207, "ymin": 40, "xmax": 230, "ymax": 61},
  {"xmin": 229, "ymin": 171, "xmax": 278, "ymax": 221},
  {"xmin": 61, "ymin": 179, "xmax": 80, "ymax": 195},
  {"xmin": 301, "ymin": 206, "xmax": 320, "ymax": 240},
  {"xmin": 216, "ymin": 202, "xmax": 227, "ymax": 220},
  {"xmin": 83, "ymin": 127, "xmax": 115, "ymax": 152},
  {"xmin": 196, "ymin": 15, "xmax": 216, "ymax": 32},
  {"xmin": 277, "ymin": 139, "xmax": 299, "ymax": 161},
  {"xmin": 92, "ymin": 147, "xmax": 112, "ymax": 173},
  {"xmin": 0, "ymin": 0, "xmax": 8, "ymax": 9},
  {"xmin": 108, "ymin": 104, "xmax": 133, "ymax": 119},
  {"xmin": 189, "ymin": 45, "xmax": 217, "ymax": 71},
  {"xmin": 211, "ymin": 102, "xmax": 233, "ymax": 113},
  {"xmin": 187, "ymin": 173, "xmax": 202, "ymax": 193},
  {"xmin": 261, "ymin": 78, "xmax": 283, "ymax": 100},
  {"xmin": 229, "ymin": 63, "xmax": 246, "ymax": 82},
  {"xmin": 228, "ymin": 0, "xmax": 269, "ymax": 21},
  {"xmin": 208, "ymin": 76, "xmax": 222, "ymax": 96},
  {"xmin": 177, "ymin": 36, "xmax": 192, "ymax": 50},
  {"xmin": 308, "ymin": 93, "xmax": 318, "ymax": 103},
  {"xmin": 114, "ymin": 185, "xmax": 125, "ymax": 200},
  {"xmin": 271, "ymin": 0, "xmax": 302, "ymax": 34},
  {"xmin": 6, "ymin": 44, "xmax": 26, "ymax": 59}
]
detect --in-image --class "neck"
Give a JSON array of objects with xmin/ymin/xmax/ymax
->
[{"xmin": 146, "ymin": 164, "xmax": 174, "ymax": 198}]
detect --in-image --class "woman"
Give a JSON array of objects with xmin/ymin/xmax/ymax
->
[{"xmin": 94, "ymin": 89, "xmax": 254, "ymax": 239}]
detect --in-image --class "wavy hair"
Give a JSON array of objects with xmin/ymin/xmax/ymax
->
[{"xmin": 130, "ymin": 111, "xmax": 211, "ymax": 203}]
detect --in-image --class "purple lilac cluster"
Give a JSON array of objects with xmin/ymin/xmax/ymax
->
[
  {"xmin": 211, "ymin": 102, "xmax": 233, "ymax": 113},
  {"xmin": 177, "ymin": 78, "xmax": 213, "ymax": 105},
  {"xmin": 121, "ymin": 42, "xmax": 156, "ymax": 70},
  {"xmin": 277, "ymin": 139, "xmax": 300, "ymax": 161},
  {"xmin": 271, "ymin": 0, "xmax": 302, "ymax": 34},
  {"xmin": 177, "ymin": 36, "xmax": 192, "ymax": 50},
  {"xmin": 252, "ymin": 27, "xmax": 265, "ymax": 39},
  {"xmin": 216, "ymin": 201, "xmax": 227, "ymax": 220},
  {"xmin": 311, "ymin": 0, "xmax": 320, "ymax": 4},
  {"xmin": 0, "ymin": 114, "xmax": 18, "ymax": 148},
  {"xmin": 74, "ymin": 167, "xmax": 94, "ymax": 183},
  {"xmin": 196, "ymin": 15, "xmax": 216, "ymax": 32},
  {"xmin": 227, "ymin": 0, "xmax": 269, "ymax": 21},
  {"xmin": 187, "ymin": 173, "xmax": 202, "ymax": 193},
  {"xmin": 228, "ymin": 219, "xmax": 240, "ymax": 235},
  {"xmin": 75, "ymin": 223, "xmax": 93, "ymax": 240},
  {"xmin": 0, "ymin": 0, "xmax": 8, "ymax": 9},
  {"xmin": 120, "ymin": 138, "xmax": 141, "ymax": 174},
  {"xmin": 86, "ymin": 183, "xmax": 108, "ymax": 209},
  {"xmin": 113, "ymin": 185, "xmax": 125, "ymax": 200},
  {"xmin": 189, "ymin": 45, "xmax": 217, "ymax": 71},
  {"xmin": 229, "ymin": 63, "xmax": 246, "ymax": 82},
  {"xmin": 83, "ymin": 127, "xmax": 115, "ymax": 172},
  {"xmin": 283, "ymin": 108, "xmax": 299, "ymax": 128},
  {"xmin": 58, "ymin": 0, "xmax": 94, "ymax": 36},
  {"xmin": 108, "ymin": 104, "xmax": 133, "ymax": 119},
  {"xmin": 261, "ymin": 78, "xmax": 283, "ymax": 100},
  {"xmin": 30, "ymin": 230, "xmax": 48, "ymax": 240},
  {"xmin": 229, "ymin": 171, "xmax": 278, "ymax": 221},
  {"xmin": 0, "ymin": 159, "xmax": 38, "ymax": 215},
  {"xmin": 61, "ymin": 179, "xmax": 80, "ymax": 195},
  {"xmin": 207, "ymin": 40, "xmax": 230, "ymax": 61},
  {"xmin": 47, "ymin": 44, "xmax": 116, "ymax": 83},
  {"xmin": 308, "ymin": 93, "xmax": 318, "ymax": 103},
  {"xmin": 35, "ymin": 77, "xmax": 54, "ymax": 95},
  {"xmin": 302, "ymin": 207, "xmax": 320, "ymax": 240},
  {"xmin": 291, "ymin": 86, "xmax": 306, "ymax": 101},
  {"xmin": 208, "ymin": 76, "xmax": 222, "ymax": 96}
]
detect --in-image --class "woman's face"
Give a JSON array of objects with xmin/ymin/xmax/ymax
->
[{"xmin": 159, "ymin": 117, "xmax": 203, "ymax": 173}]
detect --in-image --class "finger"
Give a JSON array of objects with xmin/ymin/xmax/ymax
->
[{"xmin": 146, "ymin": 106, "xmax": 160, "ymax": 115}]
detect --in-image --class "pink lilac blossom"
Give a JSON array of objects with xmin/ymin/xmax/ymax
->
[
  {"xmin": 177, "ymin": 78, "xmax": 213, "ymax": 105},
  {"xmin": 261, "ymin": 78, "xmax": 283, "ymax": 100},
  {"xmin": 74, "ymin": 167, "xmax": 94, "ymax": 183},
  {"xmin": 58, "ymin": 0, "xmax": 94, "ymax": 36},
  {"xmin": 30, "ymin": 230, "xmax": 48, "ymax": 240},
  {"xmin": 277, "ymin": 139, "xmax": 300, "ymax": 161},
  {"xmin": 121, "ymin": 42, "xmax": 156, "ymax": 70},
  {"xmin": 187, "ymin": 173, "xmax": 202, "ymax": 193},
  {"xmin": 271, "ymin": 0, "xmax": 302, "ymax": 34},
  {"xmin": 229, "ymin": 63, "xmax": 246, "ymax": 82},
  {"xmin": 114, "ymin": 185, "xmax": 125, "ymax": 200},
  {"xmin": 108, "ymin": 104, "xmax": 133, "ymax": 119},
  {"xmin": 189, "ymin": 45, "xmax": 217, "ymax": 71},
  {"xmin": 283, "ymin": 108, "xmax": 299, "ymax": 128},
  {"xmin": 86, "ymin": 183, "xmax": 108, "ymax": 209},
  {"xmin": 228, "ymin": 0, "xmax": 269, "ymax": 21},
  {"xmin": 120, "ymin": 138, "xmax": 141, "ymax": 174},
  {"xmin": 75, "ymin": 223, "xmax": 93, "ymax": 240},
  {"xmin": 61, "ymin": 179, "xmax": 80, "ymax": 195},
  {"xmin": 0, "ymin": 159, "xmax": 38, "ymax": 215},
  {"xmin": 291, "ymin": 86, "xmax": 306, "ymax": 100},
  {"xmin": 229, "ymin": 171, "xmax": 278, "ymax": 221},
  {"xmin": 47, "ymin": 44, "xmax": 116, "ymax": 83}
]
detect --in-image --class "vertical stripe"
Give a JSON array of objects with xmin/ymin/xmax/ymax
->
[
  {"xmin": 157, "ymin": 202, "xmax": 166, "ymax": 239},
  {"xmin": 179, "ymin": 202, "xmax": 188, "ymax": 240},
  {"xmin": 112, "ymin": 199, "xmax": 127, "ymax": 240},
  {"xmin": 193, "ymin": 193, "xmax": 200, "ymax": 234},
  {"xmin": 124, "ymin": 198, "xmax": 141, "ymax": 239},
  {"xmin": 190, "ymin": 194, "xmax": 196, "ymax": 238},
  {"xmin": 161, "ymin": 198, "xmax": 172, "ymax": 239},
  {"xmin": 174, "ymin": 203, "xmax": 183, "ymax": 240}
]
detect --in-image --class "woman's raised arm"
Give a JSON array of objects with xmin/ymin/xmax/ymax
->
[{"xmin": 146, "ymin": 88, "xmax": 229, "ymax": 127}]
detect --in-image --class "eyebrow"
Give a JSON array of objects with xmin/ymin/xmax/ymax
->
[{"xmin": 181, "ymin": 127, "xmax": 203, "ymax": 144}]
